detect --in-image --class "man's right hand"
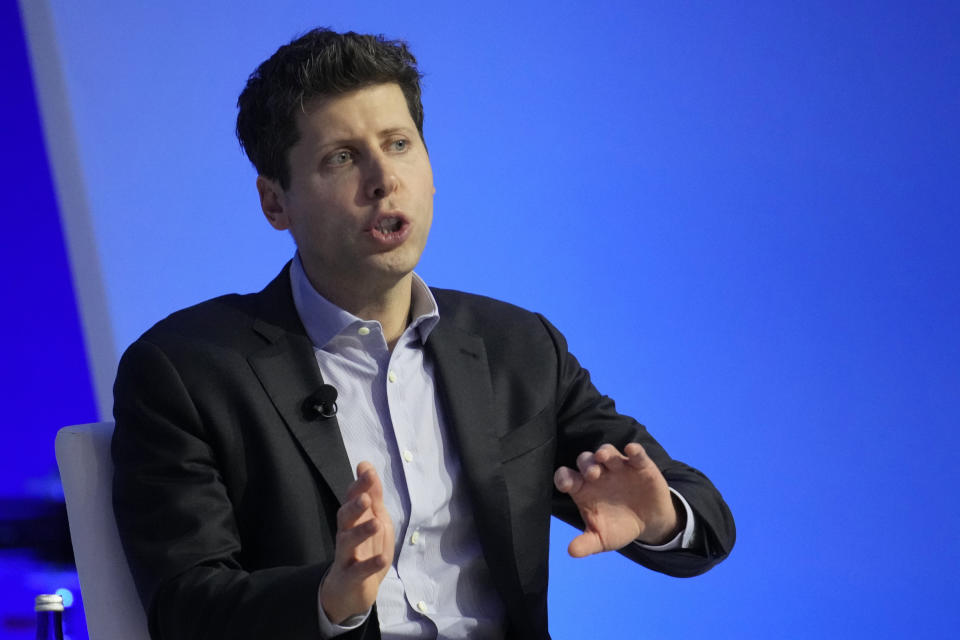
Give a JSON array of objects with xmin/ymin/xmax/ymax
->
[{"xmin": 320, "ymin": 461, "xmax": 395, "ymax": 624}]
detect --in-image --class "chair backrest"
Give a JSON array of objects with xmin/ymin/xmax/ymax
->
[{"xmin": 56, "ymin": 421, "xmax": 150, "ymax": 640}]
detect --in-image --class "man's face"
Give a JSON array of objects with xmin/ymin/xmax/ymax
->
[{"xmin": 258, "ymin": 82, "xmax": 434, "ymax": 299}]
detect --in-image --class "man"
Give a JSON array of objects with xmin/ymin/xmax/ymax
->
[{"xmin": 112, "ymin": 28, "xmax": 735, "ymax": 640}]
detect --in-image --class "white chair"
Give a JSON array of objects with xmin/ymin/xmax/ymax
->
[{"xmin": 56, "ymin": 421, "xmax": 150, "ymax": 640}]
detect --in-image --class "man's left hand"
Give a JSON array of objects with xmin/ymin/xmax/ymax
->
[{"xmin": 553, "ymin": 442, "xmax": 683, "ymax": 557}]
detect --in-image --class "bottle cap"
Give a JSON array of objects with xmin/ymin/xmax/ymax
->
[{"xmin": 34, "ymin": 594, "xmax": 64, "ymax": 613}]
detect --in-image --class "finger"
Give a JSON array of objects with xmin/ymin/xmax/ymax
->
[
  {"xmin": 346, "ymin": 464, "xmax": 376, "ymax": 501},
  {"xmin": 343, "ymin": 552, "xmax": 391, "ymax": 579},
  {"xmin": 568, "ymin": 531, "xmax": 604, "ymax": 558},
  {"xmin": 357, "ymin": 462, "xmax": 384, "ymax": 501},
  {"xmin": 576, "ymin": 451, "xmax": 602, "ymax": 481},
  {"xmin": 553, "ymin": 466, "xmax": 584, "ymax": 494},
  {"xmin": 594, "ymin": 443, "xmax": 626, "ymax": 472},
  {"xmin": 336, "ymin": 516, "xmax": 383, "ymax": 555},
  {"xmin": 369, "ymin": 499, "xmax": 395, "ymax": 541},
  {"xmin": 624, "ymin": 442, "xmax": 652, "ymax": 470},
  {"xmin": 357, "ymin": 466, "xmax": 392, "ymax": 529},
  {"xmin": 337, "ymin": 492, "xmax": 372, "ymax": 530}
]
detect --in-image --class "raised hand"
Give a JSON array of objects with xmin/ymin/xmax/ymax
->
[
  {"xmin": 320, "ymin": 461, "xmax": 395, "ymax": 623},
  {"xmin": 553, "ymin": 442, "xmax": 682, "ymax": 557}
]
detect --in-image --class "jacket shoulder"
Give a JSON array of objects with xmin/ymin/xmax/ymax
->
[
  {"xmin": 431, "ymin": 288, "xmax": 547, "ymax": 333},
  {"xmin": 129, "ymin": 264, "xmax": 297, "ymax": 354},
  {"xmin": 134, "ymin": 292, "xmax": 260, "ymax": 350},
  {"xmin": 429, "ymin": 288, "xmax": 567, "ymax": 376}
]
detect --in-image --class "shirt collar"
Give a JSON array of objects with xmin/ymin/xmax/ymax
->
[{"xmin": 289, "ymin": 252, "xmax": 439, "ymax": 350}]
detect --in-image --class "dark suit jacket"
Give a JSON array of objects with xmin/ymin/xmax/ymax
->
[{"xmin": 112, "ymin": 265, "xmax": 735, "ymax": 640}]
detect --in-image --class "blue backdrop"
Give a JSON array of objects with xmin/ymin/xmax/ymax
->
[{"xmin": 5, "ymin": 0, "xmax": 959, "ymax": 637}]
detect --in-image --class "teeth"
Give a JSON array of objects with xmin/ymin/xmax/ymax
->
[{"xmin": 377, "ymin": 217, "xmax": 401, "ymax": 233}]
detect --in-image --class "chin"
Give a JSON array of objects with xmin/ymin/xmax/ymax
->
[{"xmin": 378, "ymin": 247, "xmax": 424, "ymax": 274}]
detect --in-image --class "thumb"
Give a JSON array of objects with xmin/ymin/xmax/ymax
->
[{"xmin": 568, "ymin": 531, "xmax": 604, "ymax": 558}]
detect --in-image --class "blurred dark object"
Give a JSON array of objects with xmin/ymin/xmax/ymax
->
[{"xmin": 0, "ymin": 498, "xmax": 74, "ymax": 566}]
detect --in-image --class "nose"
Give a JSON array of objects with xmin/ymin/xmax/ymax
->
[{"xmin": 365, "ymin": 153, "xmax": 398, "ymax": 200}]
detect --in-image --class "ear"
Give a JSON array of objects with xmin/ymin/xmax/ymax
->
[{"xmin": 256, "ymin": 175, "xmax": 291, "ymax": 230}]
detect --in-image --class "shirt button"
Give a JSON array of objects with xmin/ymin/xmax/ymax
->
[
  {"xmin": 357, "ymin": 326, "xmax": 370, "ymax": 336},
  {"xmin": 410, "ymin": 531, "xmax": 420, "ymax": 545},
  {"xmin": 402, "ymin": 449, "xmax": 414, "ymax": 463},
  {"xmin": 416, "ymin": 600, "xmax": 428, "ymax": 613},
  {"xmin": 388, "ymin": 371, "xmax": 397, "ymax": 383}
]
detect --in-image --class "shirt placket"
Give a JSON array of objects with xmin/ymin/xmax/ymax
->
[{"xmin": 386, "ymin": 334, "xmax": 442, "ymax": 625}]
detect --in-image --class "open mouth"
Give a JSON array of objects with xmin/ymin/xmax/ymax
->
[
  {"xmin": 375, "ymin": 216, "xmax": 404, "ymax": 234},
  {"xmin": 368, "ymin": 213, "xmax": 409, "ymax": 242}
]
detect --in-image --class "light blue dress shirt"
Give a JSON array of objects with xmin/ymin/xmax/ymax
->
[{"xmin": 290, "ymin": 256, "xmax": 504, "ymax": 639}]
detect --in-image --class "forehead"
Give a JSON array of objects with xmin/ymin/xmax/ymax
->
[{"xmin": 295, "ymin": 83, "xmax": 414, "ymax": 145}]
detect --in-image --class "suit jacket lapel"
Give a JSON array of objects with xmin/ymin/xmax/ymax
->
[
  {"xmin": 244, "ymin": 269, "xmax": 527, "ymax": 620},
  {"xmin": 246, "ymin": 265, "xmax": 355, "ymax": 504},
  {"xmin": 426, "ymin": 317, "xmax": 526, "ymax": 616}
]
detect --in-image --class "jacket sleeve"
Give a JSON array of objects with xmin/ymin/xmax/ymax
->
[
  {"xmin": 112, "ymin": 338, "xmax": 379, "ymax": 640},
  {"xmin": 539, "ymin": 314, "xmax": 737, "ymax": 577}
]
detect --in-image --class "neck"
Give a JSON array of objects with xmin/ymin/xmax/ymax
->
[{"xmin": 302, "ymin": 265, "xmax": 414, "ymax": 350}]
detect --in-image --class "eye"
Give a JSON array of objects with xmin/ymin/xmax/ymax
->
[
  {"xmin": 325, "ymin": 150, "xmax": 353, "ymax": 166},
  {"xmin": 389, "ymin": 138, "xmax": 409, "ymax": 152}
]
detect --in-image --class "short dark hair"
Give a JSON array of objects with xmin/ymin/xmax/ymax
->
[{"xmin": 236, "ymin": 28, "xmax": 424, "ymax": 189}]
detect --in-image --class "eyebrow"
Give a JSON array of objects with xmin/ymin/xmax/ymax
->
[
  {"xmin": 378, "ymin": 127, "xmax": 413, "ymax": 138},
  {"xmin": 311, "ymin": 126, "xmax": 417, "ymax": 155}
]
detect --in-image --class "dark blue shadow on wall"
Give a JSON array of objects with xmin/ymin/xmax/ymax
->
[{"xmin": 2, "ymin": 0, "xmax": 99, "ymax": 637}]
